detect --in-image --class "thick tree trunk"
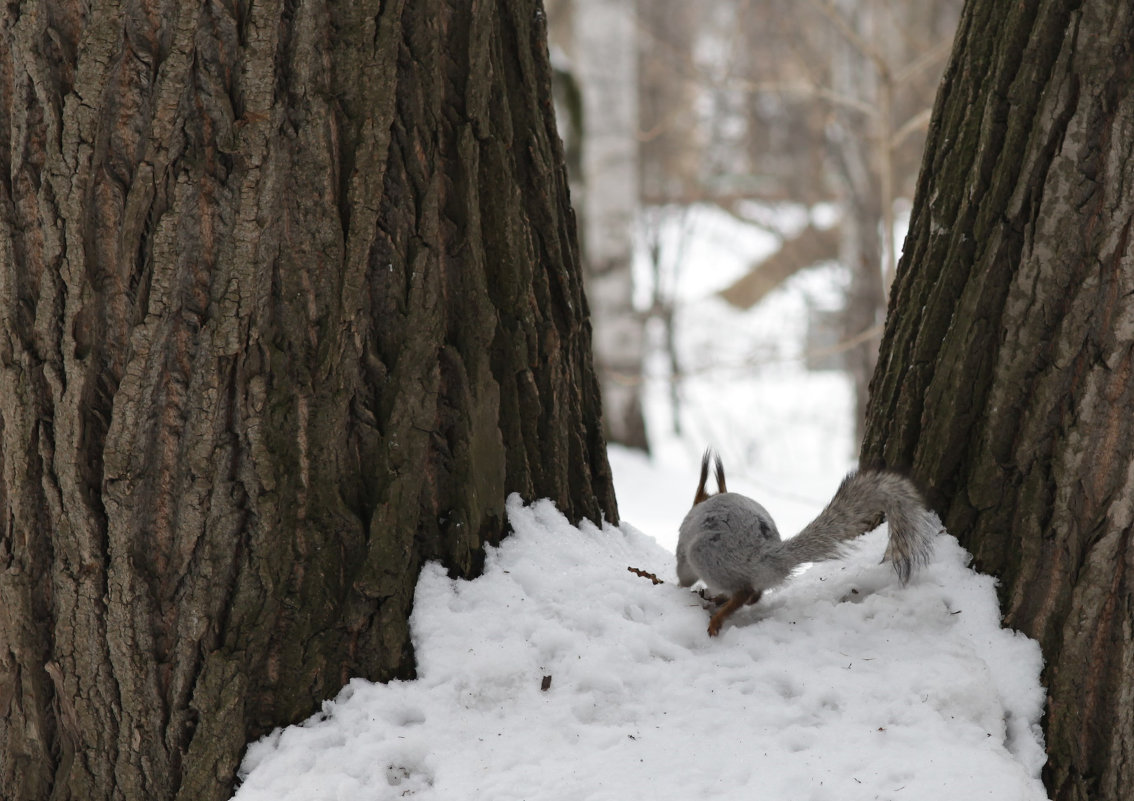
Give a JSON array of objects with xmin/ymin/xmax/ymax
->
[
  {"xmin": 861, "ymin": 2, "xmax": 1134, "ymax": 799},
  {"xmin": 0, "ymin": 2, "xmax": 617, "ymax": 800}
]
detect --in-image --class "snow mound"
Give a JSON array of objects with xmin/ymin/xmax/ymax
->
[{"xmin": 233, "ymin": 494, "xmax": 1047, "ymax": 801}]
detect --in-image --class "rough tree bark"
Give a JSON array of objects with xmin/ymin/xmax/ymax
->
[
  {"xmin": 861, "ymin": 2, "xmax": 1134, "ymax": 799},
  {"xmin": 0, "ymin": 2, "xmax": 617, "ymax": 800}
]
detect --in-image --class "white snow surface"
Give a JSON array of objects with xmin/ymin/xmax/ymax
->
[{"xmin": 233, "ymin": 490, "xmax": 1047, "ymax": 801}]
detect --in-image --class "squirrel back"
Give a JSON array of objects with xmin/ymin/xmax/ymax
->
[{"xmin": 676, "ymin": 451, "xmax": 941, "ymax": 634}]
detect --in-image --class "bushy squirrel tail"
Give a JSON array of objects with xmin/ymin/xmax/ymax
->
[{"xmin": 782, "ymin": 470, "xmax": 941, "ymax": 581}]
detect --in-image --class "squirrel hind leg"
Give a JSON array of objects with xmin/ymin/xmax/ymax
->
[{"xmin": 707, "ymin": 588, "xmax": 761, "ymax": 636}]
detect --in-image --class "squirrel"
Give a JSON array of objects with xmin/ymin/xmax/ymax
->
[{"xmin": 676, "ymin": 450, "xmax": 941, "ymax": 636}]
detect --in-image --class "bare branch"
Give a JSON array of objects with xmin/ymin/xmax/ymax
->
[
  {"xmin": 807, "ymin": 0, "xmax": 889, "ymax": 76},
  {"xmin": 718, "ymin": 224, "xmax": 842, "ymax": 309},
  {"xmin": 891, "ymin": 108, "xmax": 933, "ymax": 150},
  {"xmin": 893, "ymin": 37, "xmax": 955, "ymax": 86}
]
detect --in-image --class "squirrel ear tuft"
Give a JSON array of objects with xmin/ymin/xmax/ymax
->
[
  {"xmin": 694, "ymin": 448, "xmax": 713, "ymax": 505},
  {"xmin": 694, "ymin": 448, "xmax": 727, "ymax": 504}
]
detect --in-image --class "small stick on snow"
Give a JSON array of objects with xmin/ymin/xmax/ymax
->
[{"xmin": 627, "ymin": 566, "xmax": 664, "ymax": 585}]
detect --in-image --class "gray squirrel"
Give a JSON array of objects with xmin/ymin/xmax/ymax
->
[{"xmin": 676, "ymin": 450, "xmax": 941, "ymax": 636}]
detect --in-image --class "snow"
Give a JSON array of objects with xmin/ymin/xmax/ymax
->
[
  {"xmin": 233, "ymin": 492, "xmax": 1046, "ymax": 801},
  {"xmin": 231, "ymin": 204, "xmax": 1049, "ymax": 800}
]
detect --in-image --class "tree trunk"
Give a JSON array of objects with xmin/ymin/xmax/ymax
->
[
  {"xmin": 861, "ymin": 2, "xmax": 1134, "ymax": 799},
  {"xmin": 0, "ymin": 2, "xmax": 617, "ymax": 800},
  {"xmin": 554, "ymin": 0, "xmax": 648, "ymax": 451},
  {"xmin": 828, "ymin": 0, "xmax": 886, "ymax": 449}
]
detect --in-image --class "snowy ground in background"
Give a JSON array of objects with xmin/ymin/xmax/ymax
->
[
  {"xmin": 609, "ymin": 361, "xmax": 855, "ymax": 553},
  {"xmin": 231, "ymin": 205, "xmax": 1050, "ymax": 800},
  {"xmin": 624, "ymin": 202, "xmax": 858, "ymax": 550}
]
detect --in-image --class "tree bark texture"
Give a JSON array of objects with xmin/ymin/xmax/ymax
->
[
  {"xmin": 861, "ymin": 2, "xmax": 1134, "ymax": 799},
  {"xmin": 0, "ymin": 2, "xmax": 617, "ymax": 800}
]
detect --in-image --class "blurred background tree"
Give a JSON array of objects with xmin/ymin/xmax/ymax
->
[{"xmin": 549, "ymin": 0, "xmax": 960, "ymax": 451}]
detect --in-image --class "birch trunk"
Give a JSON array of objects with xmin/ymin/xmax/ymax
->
[{"xmin": 573, "ymin": 0, "xmax": 647, "ymax": 450}]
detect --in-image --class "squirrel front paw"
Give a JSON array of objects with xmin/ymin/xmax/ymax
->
[{"xmin": 705, "ymin": 589, "xmax": 761, "ymax": 636}]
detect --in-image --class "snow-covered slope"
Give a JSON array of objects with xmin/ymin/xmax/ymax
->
[{"xmin": 232, "ymin": 491, "xmax": 1047, "ymax": 801}]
